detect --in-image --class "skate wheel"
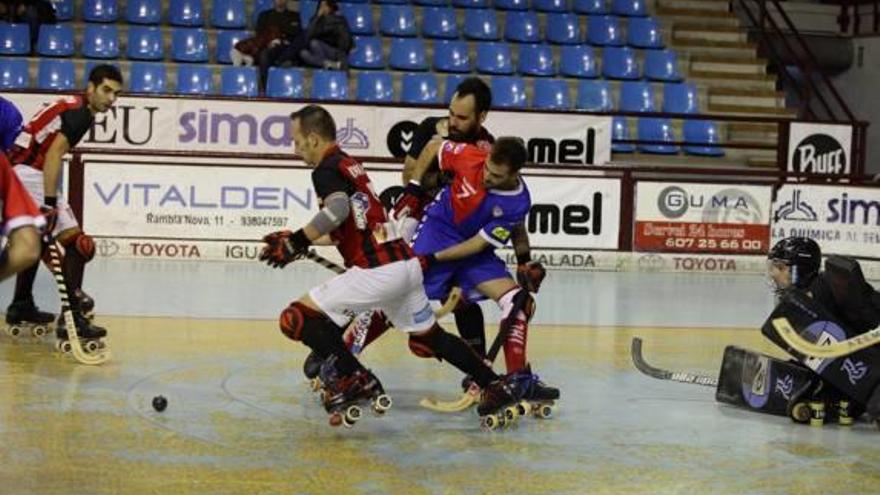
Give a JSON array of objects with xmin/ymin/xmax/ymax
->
[
  {"xmin": 534, "ymin": 404, "xmax": 553, "ymax": 419},
  {"xmin": 504, "ymin": 405, "xmax": 519, "ymax": 423},
  {"xmin": 790, "ymin": 402, "xmax": 810, "ymax": 424},
  {"xmin": 84, "ymin": 340, "xmax": 100, "ymax": 353},
  {"xmin": 481, "ymin": 414, "xmax": 501, "ymax": 430},
  {"xmin": 516, "ymin": 401, "xmax": 528, "ymax": 417},
  {"xmin": 60, "ymin": 341, "xmax": 72, "ymax": 354},
  {"xmin": 373, "ymin": 394, "xmax": 392, "ymax": 413},
  {"xmin": 9, "ymin": 325, "xmax": 22, "ymax": 338},
  {"xmin": 32, "ymin": 325, "xmax": 48, "ymax": 338},
  {"xmin": 345, "ymin": 405, "xmax": 362, "ymax": 424},
  {"xmin": 329, "ymin": 412, "xmax": 343, "ymax": 427}
]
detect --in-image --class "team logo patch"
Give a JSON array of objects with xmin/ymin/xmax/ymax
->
[
  {"xmin": 492, "ymin": 205, "xmax": 503, "ymax": 217},
  {"xmin": 492, "ymin": 226, "xmax": 510, "ymax": 241}
]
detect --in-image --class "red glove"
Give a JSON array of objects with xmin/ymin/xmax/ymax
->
[
  {"xmin": 417, "ymin": 253, "xmax": 437, "ymax": 272},
  {"xmin": 391, "ymin": 181, "xmax": 426, "ymax": 221},
  {"xmin": 259, "ymin": 229, "xmax": 309, "ymax": 269},
  {"xmin": 516, "ymin": 259, "xmax": 546, "ymax": 293}
]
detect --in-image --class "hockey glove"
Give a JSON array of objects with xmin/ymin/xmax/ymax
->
[
  {"xmin": 516, "ymin": 256, "xmax": 546, "ymax": 293},
  {"xmin": 391, "ymin": 180, "xmax": 426, "ymax": 221},
  {"xmin": 260, "ymin": 229, "xmax": 310, "ymax": 269}
]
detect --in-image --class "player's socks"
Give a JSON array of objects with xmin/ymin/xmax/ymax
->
[
  {"xmin": 498, "ymin": 288, "xmax": 533, "ymax": 373},
  {"xmin": 454, "ymin": 302, "xmax": 486, "ymax": 357},
  {"xmin": 409, "ymin": 325, "xmax": 498, "ymax": 388}
]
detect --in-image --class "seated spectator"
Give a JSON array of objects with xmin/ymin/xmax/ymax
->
[
  {"xmin": 0, "ymin": 1, "xmax": 56, "ymax": 48},
  {"xmin": 235, "ymin": 0, "xmax": 302, "ymax": 81},
  {"xmin": 298, "ymin": 0, "xmax": 352, "ymax": 70}
]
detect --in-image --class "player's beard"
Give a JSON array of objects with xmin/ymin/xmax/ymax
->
[{"xmin": 447, "ymin": 123, "xmax": 479, "ymax": 142}]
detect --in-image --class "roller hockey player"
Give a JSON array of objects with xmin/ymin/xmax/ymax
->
[
  {"xmin": 757, "ymin": 237, "xmax": 880, "ymax": 426},
  {"xmin": 5, "ymin": 64, "xmax": 121, "ymax": 345},
  {"xmin": 260, "ymin": 105, "xmax": 525, "ymax": 428}
]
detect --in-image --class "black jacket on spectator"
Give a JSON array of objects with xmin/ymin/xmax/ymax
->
[{"xmin": 305, "ymin": 12, "xmax": 352, "ymax": 53}]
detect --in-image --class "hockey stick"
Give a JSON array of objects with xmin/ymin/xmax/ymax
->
[
  {"xmin": 630, "ymin": 337, "xmax": 717, "ymax": 387},
  {"xmin": 418, "ymin": 297, "xmax": 518, "ymax": 412},
  {"xmin": 47, "ymin": 242, "xmax": 109, "ymax": 365},
  {"xmin": 772, "ymin": 317, "xmax": 880, "ymax": 359}
]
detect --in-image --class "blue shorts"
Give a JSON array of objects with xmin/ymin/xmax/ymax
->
[{"xmin": 412, "ymin": 219, "xmax": 511, "ymax": 302}]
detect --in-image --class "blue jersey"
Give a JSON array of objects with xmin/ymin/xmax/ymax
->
[{"xmin": 416, "ymin": 140, "xmax": 531, "ymax": 251}]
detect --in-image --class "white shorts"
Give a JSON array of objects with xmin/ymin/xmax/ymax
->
[
  {"xmin": 309, "ymin": 258, "xmax": 436, "ymax": 333},
  {"xmin": 13, "ymin": 165, "xmax": 79, "ymax": 235}
]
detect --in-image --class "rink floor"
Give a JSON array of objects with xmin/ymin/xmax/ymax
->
[{"xmin": 1, "ymin": 259, "xmax": 878, "ymax": 495}]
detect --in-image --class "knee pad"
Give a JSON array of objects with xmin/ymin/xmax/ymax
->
[
  {"xmin": 279, "ymin": 302, "xmax": 322, "ymax": 342},
  {"xmin": 61, "ymin": 233, "xmax": 95, "ymax": 262},
  {"xmin": 408, "ymin": 327, "xmax": 440, "ymax": 359}
]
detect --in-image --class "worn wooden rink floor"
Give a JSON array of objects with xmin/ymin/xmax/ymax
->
[{"xmin": 1, "ymin": 260, "xmax": 879, "ymax": 494}]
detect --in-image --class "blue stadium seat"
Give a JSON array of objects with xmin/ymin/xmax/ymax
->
[
  {"xmin": 415, "ymin": 0, "xmax": 451, "ymax": 5},
  {"xmin": 662, "ymin": 82, "xmax": 698, "ymax": 114},
  {"xmin": 221, "ymin": 67, "xmax": 258, "ymax": 96},
  {"xmin": 505, "ymin": 11, "xmax": 540, "ymax": 43},
  {"xmin": 311, "ymin": 70, "xmax": 349, "ymax": 100},
  {"xmin": 401, "ymin": 72, "xmax": 439, "ymax": 103},
  {"xmin": 348, "ymin": 36, "xmax": 385, "ymax": 69},
  {"xmin": 217, "ymin": 30, "xmax": 250, "ymax": 64},
  {"xmin": 444, "ymin": 74, "xmax": 467, "ymax": 103},
  {"xmin": 300, "ymin": 0, "xmax": 318, "ymax": 25},
  {"xmin": 129, "ymin": 62, "xmax": 167, "ymax": 93},
  {"xmin": 576, "ymin": 80, "xmax": 612, "ymax": 111},
  {"xmin": 422, "ymin": 7, "xmax": 459, "ymax": 39},
  {"xmin": 0, "ymin": 58, "xmax": 28, "ymax": 89},
  {"xmin": 213, "ymin": 0, "xmax": 247, "ymax": 28},
  {"xmin": 518, "ymin": 43, "xmax": 555, "ymax": 76},
  {"xmin": 491, "ymin": 76, "xmax": 527, "ymax": 108},
  {"xmin": 638, "ymin": 118, "xmax": 677, "ymax": 154},
  {"xmin": 83, "ymin": 0, "xmax": 119, "ymax": 23},
  {"xmin": 645, "ymin": 48, "xmax": 682, "ymax": 81},
  {"xmin": 612, "ymin": 117, "xmax": 635, "ymax": 152},
  {"xmin": 560, "ymin": 45, "xmax": 598, "ymax": 78},
  {"xmin": 356, "ymin": 71, "xmax": 394, "ymax": 102},
  {"xmin": 546, "ymin": 13, "xmax": 581, "ymax": 45},
  {"xmin": 169, "ymin": 0, "xmax": 204, "ymax": 27},
  {"xmin": 454, "ymin": 0, "xmax": 490, "ymax": 7},
  {"xmin": 533, "ymin": 78, "xmax": 570, "ymax": 110},
  {"xmin": 475, "ymin": 41, "xmax": 513, "ymax": 74},
  {"xmin": 82, "ymin": 24, "xmax": 119, "ymax": 59},
  {"xmin": 36, "ymin": 24, "xmax": 75, "ymax": 57},
  {"xmin": 340, "ymin": 3, "xmax": 375, "ymax": 35},
  {"xmin": 574, "ymin": 0, "xmax": 607, "ymax": 14},
  {"xmin": 266, "ymin": 67, "xmax": 304, "ymax": 98},
  {"xmin": 380, "ymin": 5, "xmax": 417, "ymax": 37},
  {"xmin": 463, "ymin": 9, "xmax": 499, "ymax": 40},
  {"xmin": 601, "ymin": 46, "xmax": 639, "ymax": 79},
  {"xmin": 587, "ymin": 15, "xmax": 622, "ymax": 46},
  {"xmin": 619, "ymin": 81, "xmax": 655, "ymax": 112},
  {"xmin": 389, "ymin": 37, "xmax": 428, "ymax": 70},
  {"xmin": 495, "ymin": 0, "xmax": 528, "ymax": 10},
  {"xmin": 171, "ymin": 28, "xmax": 209, "ymax": 62},
  {"xmin": 176, "ymin": 65, "xmax": 214, "ymax": 94},
  {"xmin": 627, "ymin": 16, "xmax": 663, "ymax": 48},
  {"xmin": 126, "ymin": 0, "xmax": 161, "ymax": 24},
  {"xmin": 612, "ymin": 0, "xmax": 647, "ymax": 16},
  {"xmin": 37, "ymin": 58, "xmax": 75, "ymax": 90},
  {"xmin": 533, "ymin": 0, "xmax": 569, "ymax": 12},
  {"xmin": 433, "ymin": 40, "xmax": 471, "ymax": 73},
  {"xmin": 253, "ymin": 0, "xmax": 274, "ymax": 21},
  {"xmin": 0, "ymin": 24, "xmax": 29, "ymax": 55},
  {"xmin": 683, "ymin": 120, "xmax": 725, "ymax": 156},
  {"xmin": 53, "ymin": 0, "xmax": 75, "ymax": 21},
  {"xmin": 126, "ymin": 26, "xmax": 164, "ymax": 60},
  {"xmin": 375, "ymin": 0, "xmax": 408, "ymax": 4}
]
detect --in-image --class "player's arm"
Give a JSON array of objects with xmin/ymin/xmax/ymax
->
[
  {"xmin": 511, "ymin": 223, "xmax": 546, "ymax": 293},
  {"xmin": 260, "ymin": 191, "xmax": 350, "ymax": 268},
  {"xmin": 403, "ymin": 118, "xmax": 441, "ymax": 184},
  {"xmin": 430, "ymin": 233, "xmax": 492, "ymax": 263},
  {"xmin": 42, "ymin": 133, "xmax": 70, "ymax": 208},
  {"xmin": 392, "ymin": 138, "xmax": 443, "ymax": 221}
]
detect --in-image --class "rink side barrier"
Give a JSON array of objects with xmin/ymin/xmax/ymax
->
[{"xmin": 68, "ymin": 149, "xmax": 880, "ymax": 279}]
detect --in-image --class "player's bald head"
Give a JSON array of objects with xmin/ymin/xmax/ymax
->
[{"xmin": 290, "ymin": 105, "xmax": 336, "ymax": 142}]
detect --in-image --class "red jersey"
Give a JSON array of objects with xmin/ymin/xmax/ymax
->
[
  {"xmin": 312, "ymin": 146, "xmax": 413, "ymax": 269},
  {"xmin": 10, "ymin": 95, "xmax": 94, "ymax": 171},
  {"xmin": 437, "ymin": 140, "xmax": 490, "ymax": 224},
  {"xmin": 0, "ymin": 154, "xmax": 43, "ymax": 235}
]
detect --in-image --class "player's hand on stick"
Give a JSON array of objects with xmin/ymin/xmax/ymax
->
[
  {"xmin": 391, "ymin": 180, "xmax": 426, "ymax": 221},
  {"xmin": 259, "ymin": 229, "xmax": 309, "ymax": 269},
  {"xmin": 516, "ymin": 260, "xmax": 546, "ymax": 293}
]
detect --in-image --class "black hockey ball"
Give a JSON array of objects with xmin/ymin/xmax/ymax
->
[{"xmin": 152, "ymin": 395, "xmax": 168, "ymax": 412}]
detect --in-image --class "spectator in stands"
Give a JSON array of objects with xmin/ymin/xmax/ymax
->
[
  {"xmin": 298, "ymin": 0, "xmax": 352, "ymax": 70},
  {"xmin": 0, "ymin": 0, "xmax": 56, "ymax": 48},
  {"xmin": 235, "ymin": 0, "xmax": 302, "ymax": 85}
]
